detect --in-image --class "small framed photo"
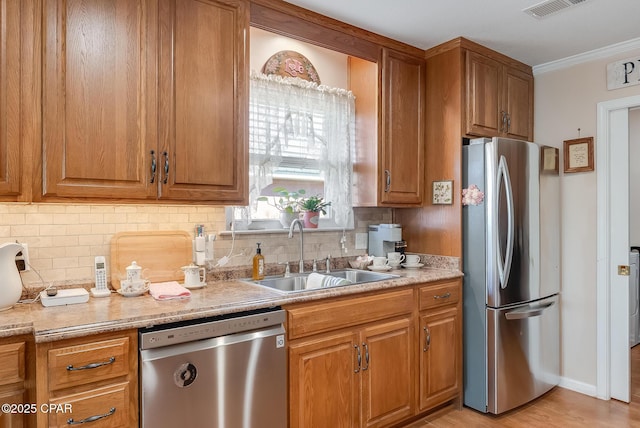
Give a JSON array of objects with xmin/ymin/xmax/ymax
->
[
  {"xmin": 432, "ymin": 180, "xmax": 453, "ymax": 205},
  {"xmin": 541, "ymin": 146, "xmax": 559, "ymax": 174},
  {"xmin": 564, "ymin": 137, "xmax": 594, "ymax": 173}
]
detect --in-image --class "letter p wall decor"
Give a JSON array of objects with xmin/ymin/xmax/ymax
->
[{"xmin": 607, "ymin": 55, "xmax": 640, "ymax": 91}]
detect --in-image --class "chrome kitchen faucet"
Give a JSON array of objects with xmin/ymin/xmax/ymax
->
[{"xmin": 288, "ymin": 219, "xmax": 304, "ymax": 274}]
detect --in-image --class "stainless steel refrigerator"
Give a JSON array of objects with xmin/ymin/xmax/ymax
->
[{"xmin": 462, "ymin": 137, "xmax": 560, "ymax": 414}]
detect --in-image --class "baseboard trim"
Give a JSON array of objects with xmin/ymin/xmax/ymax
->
[{"xmin": 558, "ymin": 376, "xmax": 598, "ymax": 397}]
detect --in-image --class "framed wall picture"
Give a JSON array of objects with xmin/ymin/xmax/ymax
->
[
  {"xmin": 432, "ymin": 180, "xmax": 453, "ymax": 205},
  {"xmin": 563, "ymin": 137, "xmax": 594, "ymax": 173}
]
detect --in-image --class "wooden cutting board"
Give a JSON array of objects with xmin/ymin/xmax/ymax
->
[{"xmin": 110, "ymin": 231, "xmax": 193, "ymax": 288}]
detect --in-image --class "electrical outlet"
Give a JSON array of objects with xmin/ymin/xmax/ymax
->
[
  {"xmin": 355, "ymin": 233, "xmax": 368, "ymax": 250},
  {"xmin": 15, "ymin": 243, "xmax": 30, "ymax": 272}
]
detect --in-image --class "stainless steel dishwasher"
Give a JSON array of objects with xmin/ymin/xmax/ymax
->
[{"xmin": 139, "ymin": 308, "xmax": 287, "ymax": 428}]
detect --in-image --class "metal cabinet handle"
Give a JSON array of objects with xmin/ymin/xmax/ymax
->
[
  {"xmin": 501, "ymin": 111, "xmax": 508, "ymax": 133},
  {"xmin": 362, "ymin": 343, "xmax": 369, "ymax": 371},
  {"xmin": 67, "ymin": 407, "xmax": 115, "ymax": 425},
  {"xmin": 506, "ymin": 114, "xmax": 511, "ymax": 133},
  {"xmin": 354, "ymin": 344, "xmax": 361, "ymax": 373},
  {"xmin": 433, "ymin": 292, "xmax": 451, "ymax": 300},
  {"xmin": 423, "ymin": 327, "xmax": 431, "ymax": 352},
  {"xmin": 150, "ymin": 150, "xmax": 157, "ymax": 183},
  {"xmin": 66, "ymin": 356, "xmax": 115, "ymax": 371},
  {"xmin": 384, "ymin": 169, "xmax": 391, "ymax": 192},
  {"xmin": 162, "ymin": 151, "xmax": 169, "ymax": 184}
]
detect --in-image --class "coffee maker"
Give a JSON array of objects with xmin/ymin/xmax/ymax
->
[{"xmin": 368, "ymin": 224, "xmax": 403, "ymax": 257}]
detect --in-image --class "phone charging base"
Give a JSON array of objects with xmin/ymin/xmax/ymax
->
[{"xmin": 90, "ymin": 288, "xmax": 111, "ymax": 298}]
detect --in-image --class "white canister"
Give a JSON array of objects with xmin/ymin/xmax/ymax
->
[{"xmin": 126, "ymin": 261, "xmax": 143, "ymax": 282}]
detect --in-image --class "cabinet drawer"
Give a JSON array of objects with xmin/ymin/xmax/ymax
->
[
  {"xmin": 419, "ymin": 281, "xmax": 460, "ymax": 311},
  {"xmin": 0, "ymin": 342, "xmax": 25, "ymax": 386},
  {"xmin": 287, "ymin": 288, "xmax": 414, "ymax": 339},
  {"xmin": 48, "ymin": 338, "xmax": 130, "ymax": 391},
  {"xmin": 48, "ymin": 382, "xmax": 131, "ymax": 428}
]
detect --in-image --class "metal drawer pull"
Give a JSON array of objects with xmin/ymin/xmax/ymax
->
[
  {"xmin": 423, "ymin": 327, "xmax": 431, "ymax": 352},
  {"xmin": 384, "ymin": 169, "xmax": 391, "ymax": 192},
  {"xmin": 433, "ymin": 292, "xmax": 451, "ymax": 300},
  {"xmin": 362, "ymin": 343, "xmax": 369, "ymax": 371},
  {"xmin": 67, "ymin": 407, "xmax": 115, "ymax": 425},
  {"xmin": 354, "ymin": 344, "xmax": 362, "ymax": 373},
  {"xmin": 66, "ymin": 356, "xmax": 115, "ymax": 371}
]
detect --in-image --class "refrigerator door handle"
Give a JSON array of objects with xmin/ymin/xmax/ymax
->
[
  {"xmin": 504, "ymin": 301, "xmax": 555, "ymax": 320},
  {"xmin": 496, "ymin": 155, "xmax": 515, "ymax": 289}
]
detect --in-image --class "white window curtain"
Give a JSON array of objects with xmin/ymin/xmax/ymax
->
[{"xmin": 249, "ymin": 71, "xmax": 355, "ymax": 227}]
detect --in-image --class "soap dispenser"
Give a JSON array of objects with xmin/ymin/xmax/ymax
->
[{"xmin": 252, "ymin": 243, "xmax": 265, "ymax": 280}]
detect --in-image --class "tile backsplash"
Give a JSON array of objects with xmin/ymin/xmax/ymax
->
[{"xmin": 1, "ymin": 203, "xmax": 391, "ymax": 287}]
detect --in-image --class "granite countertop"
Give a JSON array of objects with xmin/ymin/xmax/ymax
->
[{"xmin": 0, "ymin": 266, "xmax": 462, "ymax": 343}]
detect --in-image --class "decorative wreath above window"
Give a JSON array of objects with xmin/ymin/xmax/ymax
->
[{"xmin": 262, "ymin": 50, "xmax": 321, "ymax": 84}]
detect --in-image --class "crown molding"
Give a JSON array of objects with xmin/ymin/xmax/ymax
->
[{"xmin": 533, "ymin": 37, "xmax": 640, "ymax": 75}]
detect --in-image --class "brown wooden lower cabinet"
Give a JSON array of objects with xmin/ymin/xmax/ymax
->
[
  {"xmin": 0, "ymin": 337, "xmax": 34, "ymax": 428},
  {"xmin": 286, "ymin": 279, "xmax": 462, "ymax": 428},
  {"xmin": 419, "ymin": 307, "xmax": 460, "ymax": 411},
  {"xmin": 35, "ymin": 330, "xmax": 138, "ymax": 428},
  {"xmin": 289, "ymin": 316, "xmax": 414, "ymax": 428}
]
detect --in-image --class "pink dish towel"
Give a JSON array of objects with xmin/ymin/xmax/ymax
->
[{"xmin": 149, "ymin": 281, "xmax": 191, "ymax": 301}]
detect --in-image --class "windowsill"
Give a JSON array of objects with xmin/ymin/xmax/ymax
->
[{"xmin": 219, "ymin": 226, "xmax": 352, "ymax": 236}]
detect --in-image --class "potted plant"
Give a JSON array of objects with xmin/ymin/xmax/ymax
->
[
  {"xmin": 257, "ymin": 187, "xmax": 306, "ymax": 228},
  {"xmin": 299, "ymin": 195, "xmax": 331, "ymax": 228}
]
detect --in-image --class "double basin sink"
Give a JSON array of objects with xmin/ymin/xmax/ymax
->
[{"xmin": 244, "ymin": 269, "xmax": 399, "ymax": 293}]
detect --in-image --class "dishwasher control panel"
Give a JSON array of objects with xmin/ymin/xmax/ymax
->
[{"xmin": 139, "ymin": 308, "xmax": 285, "ymax": 350}]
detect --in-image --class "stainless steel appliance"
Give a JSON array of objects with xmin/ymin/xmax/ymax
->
[
  {"xmin": 139, "ymin": 308, "xmax": 287, "ymax": 427},
  {"xmin": 463, "ymin": 137, "xmax": 560, "ymax": 414},
  {"xmin": 368, "ymin": 224, "xmax": 403, "ymax": 257}
]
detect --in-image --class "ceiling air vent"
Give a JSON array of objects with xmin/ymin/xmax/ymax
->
[{"xmin": 523, "ymin": 0, "xmax": 591, "ymax": 19}]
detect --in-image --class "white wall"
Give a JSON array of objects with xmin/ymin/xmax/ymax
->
[
  {"xmin": 535, "ymin": 48, "xmax": 640, "ymax": 391},
  {"xmin": 630, "ymin": 108, "xmax": 640, "ymax": 246}
]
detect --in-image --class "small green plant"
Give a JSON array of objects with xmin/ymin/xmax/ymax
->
[
  {"xmin": 299, "ymin": 195, "xmax": 331, "ymax": 214},
  {"xmin": 257, "ymin": 187, "xmax": 306, "ymax": 213}
]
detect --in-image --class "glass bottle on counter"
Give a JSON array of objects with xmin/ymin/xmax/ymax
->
[{"xmin": 252, "ymin": 243, "xmax": 265, "ymax": 280}]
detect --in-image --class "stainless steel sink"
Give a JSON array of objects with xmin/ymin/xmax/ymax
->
[
  {"xmin": 254, "ymin": 275, "xmax": 309, "ymax": 293},
  {"xmin": 328, "ymin": 269, "xmax": 399, "ymax": 284},
  {"xmin": 245, "ymin": 269, "xmax": 399, "ymax": 293}
]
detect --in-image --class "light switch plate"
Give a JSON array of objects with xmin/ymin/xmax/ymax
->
[{"xmin": 355, "ymin": 233, "xmax": 368, "ymax": 250}]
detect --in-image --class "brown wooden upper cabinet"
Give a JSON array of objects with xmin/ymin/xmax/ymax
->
[
  {"xmin": 0, "ymin": 0, "xmax": 24, "ymax": 199},
  {"xmin": 465, "ymin": 50, "xmax": 533, "ymax": 141},
  {"xmin": 350, "ymin": 49, "xmax": 425, "ymax": 208},
  {"xmin": 40, "ymin": 0, "xmax": 248, "ymax": 203},
  {"xmin": 381, "ymin": 48, "xmax": 426, "ymax": 206}
]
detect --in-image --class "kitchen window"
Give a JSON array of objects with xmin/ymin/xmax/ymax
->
[{"xmin": 228, "ymin": 71, "xmax": 356, "ymax": 230}]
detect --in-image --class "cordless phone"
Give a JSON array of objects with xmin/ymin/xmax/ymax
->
[{"xmin": 91, "ymin": 256, "xmax": 111, "ymax": 297}]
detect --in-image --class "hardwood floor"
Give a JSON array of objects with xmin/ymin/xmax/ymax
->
[{"xmin": 404, "ymin": 346, "xmax": 640, "ymax": 427}]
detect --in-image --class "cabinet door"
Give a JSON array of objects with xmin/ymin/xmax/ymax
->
[
  {"xmin": 0, "ymin": 342, "xmax": 26, "ymax": 428},
  {"xmin": 465, "ymin": 51, "xmax": 501, "ymax": 137},
  {"xmin": 503, "ymin": 66, "xmax": 534, "ymax": 141},
  {"xmin": 42, "ymin": 0, "xmax": 157, "ymax": 200},
  {"xmin": 419, "ymin": 307, "xmax": 460, "ymax": 411},
  {"xmin": 158, "ymin": 0, "xmax": 248, "ymax": 203},
  {"xmin": 381, "ymin": 49, "xmax": 424, "ymax": 206},
  {"xmin": 289, "ymin": 331, "xmax": 360, "ymax": 428},
  {"xmin": 0, "ymin": 0, "xmax": 21, "ymax": 197},
  {"xmin": 361, "ymin": 317, "xmax": 414, "ymax": 428}
]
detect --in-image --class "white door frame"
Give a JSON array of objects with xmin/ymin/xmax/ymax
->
[{"xmin": 596, "ymin": 94, "xmax": 640, "ymax": 401}]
